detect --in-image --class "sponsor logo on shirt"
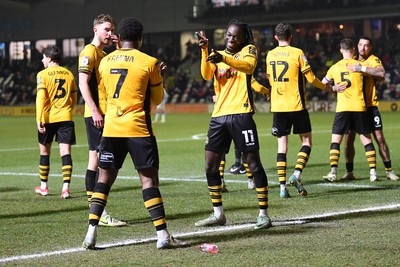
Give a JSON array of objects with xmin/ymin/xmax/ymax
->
[
  {"xmin": 100, "ymin": 152, "xmax": 114, "ymax": 163},
  {"xmin": 81, "ymin": 56, "xmax": 89, "ymax": 66}
]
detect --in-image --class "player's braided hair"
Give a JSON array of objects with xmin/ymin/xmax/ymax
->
[{"xmin": 226, "ymin": 19, "xmax": 254, "ymax": 46}]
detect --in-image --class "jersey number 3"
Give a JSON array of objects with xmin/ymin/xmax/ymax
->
[{"xmin": 54, "ymin": 79, "xmax": 67, "ymax": 99}]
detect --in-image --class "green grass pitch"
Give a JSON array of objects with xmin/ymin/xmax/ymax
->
[{"xmin": 1, "ymin": 112, "xmax": 400, "ymax": 266}]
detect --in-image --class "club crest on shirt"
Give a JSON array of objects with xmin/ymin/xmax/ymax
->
[
  {"xmin": 248, "ymin": 46, "xmax": 257, "ymax": 56},
  {"xmin": 218, "ymin": 68, "xmax": 227, "ymax": 77},
  {"xmin": 218, "ymin": 68, "xmax": 237, "ymax": 79},
  {"xmin": 81, "ymin": 56, "xmax": 89, "ymax": 66}
]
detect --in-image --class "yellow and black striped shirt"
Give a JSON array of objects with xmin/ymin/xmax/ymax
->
[
  {"xmin": 266, "ymin": 45, "xmax": 326, "ymax": 112},
  {"xmin": 78, "ymin": 44, "xmax": 107, "ymax": 117},
  {"xmin": 200, "ymin": 44, "xmax": 257, "ymax": 117},
  {"xmin": 324, "ymin": 58, "xmax": 366, "ymax": 112},
  {"xmin": 36, "ymin": 65, "xmax": 77, "ymax": 123},
  {"xmin": 359, "ymin": 54, "xmax": 382, "ymax": 107},
  {"xmin": 99, "ymin": 48, "xmax": 164, "ymax": 137}
]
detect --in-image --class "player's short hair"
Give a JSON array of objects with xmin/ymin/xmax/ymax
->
[
  {"xmin": 43, "ymin": 45, "xmax": 62, "ymax": 63},
  {"xmin": 359, "ymin": 36, "xmax": 373, "ymax": 45},
  {"xmin": 118, "ymin": 17, "xmax": 143, "ymax": 42},
  {"xmin": 226, "ymin": 19, "xmax": 254, "ymax": 46},
  {"xmin": 340, "ymin": 38, "xmax": 354, "ymax": 51},
  {"xmin": 274, "ymin": 23, "xmax": 292, "ymax": 41},
  {"xmin": 93, "ymin": 14, "xmax": 116, "ymax": 27}
]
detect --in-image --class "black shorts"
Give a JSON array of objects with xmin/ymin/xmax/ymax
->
[
  {"xmin": 205, "ymin": 113, "xmax": 260, "ymax": 154},
  {"xmin": 84, "ymin": 117, "xmax": 104, "ymax": 151},
  {"xmin": 332, "ymin": 112, "xmax": 371, "ymax": 135},
  {"xmin": 38, "ymin": 121, "xmax": 76, "ymax": 145},
  {"xmin": 271, "ymin": 110, "xmax": 312, "ymax": 137},
  {"xmin": 98, "ymin": 136, "xmax": 159, "ymax": 170},
  {"xmin": 367, "ymin": 106, "xmax": 383, "ymax": 131}
]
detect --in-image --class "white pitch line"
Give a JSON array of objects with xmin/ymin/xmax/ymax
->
[
  {"xmin": 1, "ymin": 203, "xmax": 399, "ymax": 264},
  {"xmin": 2, "ymin": 125, "xmax": 400, "ymax": 153},
  {"xmin": 0, "ymin": 144, "xmax": 88, "ymax": 152},
  {"xmin": 0, "ymin": 171, "xmax": 393, "ymax": 189},
  {"xmin": 0, "ymin": 171, "xmax": 210, "ymax": 183},
  {"xmin": 0, "ymin": 137, "xmax": 200, "ymax": 153},
  {"xmin": 293, "ymin": 203, "xmax": 400, "ymax": 221}
]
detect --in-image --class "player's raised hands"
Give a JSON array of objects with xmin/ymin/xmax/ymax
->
[
  {"xmin": 110, "ymin": 34, "xmax": 121, "ymax": 49},
  {"xmin": 206, "ymin": 49, "xmax": 223, "ymax": 63},
  {"xmin": 159, "ymin": 61, "xmax": 167, "ymax": 78},
  {"xmin": 195, "ymin": 31, "xmax": 208, "ymax": 49}
]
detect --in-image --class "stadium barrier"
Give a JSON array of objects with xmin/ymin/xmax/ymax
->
[{"xmin": 1, "ymin": 101, "xmax": 400, "ymax": 116}]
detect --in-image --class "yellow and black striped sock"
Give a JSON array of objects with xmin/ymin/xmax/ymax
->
[
  {"xmin": 61, "ymin": 154, "xmax": 72, "ymax": 184},
  {"xmin": 277, "ymin": 153, "xmax": 287, "ymax": 185},
  {"xmin": 219, "ymin": 159, "xmax": 225, "ymax": 179},
  {"xmin": 143, "ymin": 187, "xmax": 167, "ymax": 231},
  {"xmin": 253, "ymin": 170, "xmax": 269, "ymax": 210},
  {"xmin": 295, "ymin": 145, "xmax": 311, "ymax": 173},
  {"xmin": 365, "ymin": 143, "xmax": 376, "ymax": 170},
  {"xmin": 206, "ymin": 172, "xmax": 222, "ymax": 207},
  {"xmin": 39, "ymin": 155, "xmax": 50, "ymax": 184},
  {"xmin": 243, "ymin": 162, "xmax": 253, "ymax": 179},
  {"xmin": 329, "ymin": 143, "xmax": 340, "ymax": 169},
  {"xmin": 383, "ymin": 160, "xmax": 392, "ymax": 172},
  {"xmin": 89, "ymin": 182, "xmax": 110, "ymax": 226}
]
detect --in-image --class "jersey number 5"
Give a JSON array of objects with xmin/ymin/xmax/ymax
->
[{"xmin": 340, "ymin": 72, "xmax": 352, "ymax": 88}]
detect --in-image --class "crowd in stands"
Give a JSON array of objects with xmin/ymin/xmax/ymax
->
[{"xmin": 0, "ymin": 33, "xmax": 399, "ymax": 106}]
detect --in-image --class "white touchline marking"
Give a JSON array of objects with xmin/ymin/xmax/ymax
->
[
  {"xmin": 1, "ymin": 203, "xmax": 399, "ymax": 263},
  {"xmin": 294, "ymin": 203, "xmax": 400, "ymax": 221},
  {"xmin": 191, "ymin": 133, "xmax": 207, "ymax": 140},
  {"xmin": 0, "ymin": 144, "xmax": 88, "ymax": 152},
  {"xmin": 2, "ymin": 125, "xmax": 400, "ymax": 152},
  {"xmin": 0, "ymin": 172, "xmax": 211, "ymax": 182},
  {"xmin": 0, "ymin": 248, "xmax": 87, "ymax": 263},
  {"xmin": 0, "ymin": 171, "xmax": 395, "ymax": 189}
]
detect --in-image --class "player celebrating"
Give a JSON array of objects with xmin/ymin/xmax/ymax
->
[
  {"xmin": 341, "ymin": 36, "xmax": 399, "ymax": 181},
  {"xmin": 266, "ymin": 23, "xmax": 337, "ymax": 198},
  {"xmin": 322, "ymin": 38, "xmax": 377, "ymax": 182},
  {"xmin": 194, "ymin": 19, "xmax": 271, "ymax": 230}
]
